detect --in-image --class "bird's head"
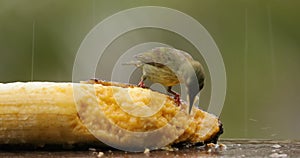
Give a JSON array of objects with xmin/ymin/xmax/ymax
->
[{"xmin": 183, "ymin": 60, "xmax": 205, "ymax": 114}]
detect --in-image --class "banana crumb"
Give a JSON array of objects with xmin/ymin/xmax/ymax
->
[
  {"xmin": 144, "ymin": 148, "xmax": 150, "ymax": 154},
  {"xmin": 206, "ymin": 143, "xmax": 216, "ymax": 148},
  {"xmin": 219, "ymin": 143, "xmax": 227, "ymax": 150},
  {"xmin": 161, "ymin": 146, "xmax": 175, "ymax": 151},
  {"xmin": 204, "ymin": 143, "xmax": 227, "ymax": 152},
  {"xmin": 269, "ymin": 153, "xmax": 287, "ymax": 158},
  {"xmin": 272, "ymin": 144, "xmax": 281, "ymax": 149},
  {"xmin": 88, "ymin": 148, "xmax": 96, "ymax": 151},
  {"xmin": 97, "ymin": 152, "xmax": 104, "ymax": 158}
]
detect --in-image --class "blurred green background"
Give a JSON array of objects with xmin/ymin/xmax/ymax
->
[{"xmin": 1, "ymin": 0, "xmax": 299, "ymax": 139}]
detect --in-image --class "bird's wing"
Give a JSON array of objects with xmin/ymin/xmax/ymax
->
[{"xmin": 134, "ymin": 47, "xmax": 194, "ymax": 72}]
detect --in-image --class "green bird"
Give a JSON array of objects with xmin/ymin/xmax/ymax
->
[{"xmin": 128, "ymin": 47, "xmax": 205, "ymax": 114}]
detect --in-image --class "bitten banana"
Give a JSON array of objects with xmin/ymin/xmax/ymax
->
[{"xmin": 0, "ymin": 81, "xmax": 222, "ymax": 149}]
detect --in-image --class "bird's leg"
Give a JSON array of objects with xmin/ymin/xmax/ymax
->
[
  {"xmin": 138, "ymin": 75, "xmax": 146, "ymax": 88},
  {"xmin": 167, "ymin": 86, "xmax": 181, "ymax": 106}
]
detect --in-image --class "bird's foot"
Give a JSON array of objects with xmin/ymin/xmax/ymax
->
[
  {"xmin": 174, "ymin": 94, "xmax": 181, "ymax": 106},
  {"xmin": 167, "ymin": 87, "xmax": 181, "ymax": 106},
  {"xmin": 138, "ymin": 81, "xmax": 146, "ymax": 88}
]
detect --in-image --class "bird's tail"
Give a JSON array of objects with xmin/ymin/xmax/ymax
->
[{"xmin": 122, "ymin": 61, "xmax": 143, "ymax": 67}]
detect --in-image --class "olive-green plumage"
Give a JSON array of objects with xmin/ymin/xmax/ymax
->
[{"xmin": 130, "ymin": 47, "xmax": 205, "ymax": 114}]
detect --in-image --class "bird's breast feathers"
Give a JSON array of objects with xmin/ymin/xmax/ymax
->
[{"xmin": 142, "ymin": 64, "xmax": 179, "ymax": 86}]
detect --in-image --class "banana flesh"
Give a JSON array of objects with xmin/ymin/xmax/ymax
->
[{"xmin": 0, "ymin": 81, "xmax": 222, "ymax": 148}]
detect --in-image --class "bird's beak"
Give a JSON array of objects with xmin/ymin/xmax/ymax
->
[
  {"xmin": 188, "ymin": 92, "xmax": 197, "ymax": 114},
  {"xmin": 187, "ymin": 81, "xmax": 199, "ymax": 114}
]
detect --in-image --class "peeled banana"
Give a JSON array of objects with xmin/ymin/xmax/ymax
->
[{"xmin": 0, "ymin": 81, "xmax": 222, "ymax": 150}]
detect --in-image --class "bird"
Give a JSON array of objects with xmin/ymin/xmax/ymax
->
[{"xmin": 126, "ymin": 47, "xmax": 205, "ymax": 114}]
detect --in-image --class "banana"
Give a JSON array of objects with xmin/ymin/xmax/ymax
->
[{"xmin": 0, "ymin": 81, "xmax": 222, "ymax": 149}]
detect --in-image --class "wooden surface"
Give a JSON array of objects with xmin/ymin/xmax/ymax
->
[{"xmin": 0, "ymin": 139, "xmax": 299, "ymax": 157}]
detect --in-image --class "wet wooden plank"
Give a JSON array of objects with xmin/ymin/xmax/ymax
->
[{"xmin": 0, "ymin": 139, "xmax": 299, "ymax": 157}]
